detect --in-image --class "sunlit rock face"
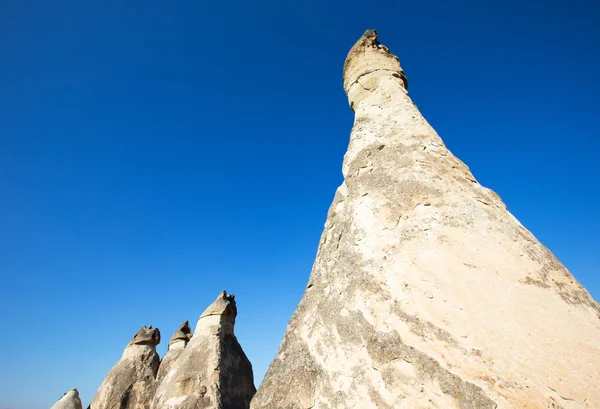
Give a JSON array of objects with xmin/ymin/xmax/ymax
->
[
  {"xmin": 251, "ymin": 30, "xmax": 600, "ymax": 409},
  {"xmin": 89, "ymin": 326, "xmax": 161, "ymax": 409},
  {"xmin": 50, "ymin": 388, "xmax": 82, "ymax": 409},
  {"xmin": 156, "ymin": 320, "xmax": 193, "ymax": 384},
  {"xmin": 152, "ymin": 291, "xmax": 256, "ymax": 409}
]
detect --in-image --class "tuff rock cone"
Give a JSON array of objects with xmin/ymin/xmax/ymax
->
[
  {"xmin": 251, "ymin": 30, "xmax": 600, "ymax": 409},
  {"xmin": 152, "ymin": 291, "xmax": 256, "ymax": 409},
  {"xmin": 89, "ymin": 325, "xmax": 161, "ymax": 409},
  {"xmin": 50, "ymin": 389, "xmax": 82, "ymax": 409},
  {"xmin": 156, "ymin": 320, "xmax": 193, "ymax": 384}
]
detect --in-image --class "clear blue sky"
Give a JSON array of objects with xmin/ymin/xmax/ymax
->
[{"xmin": 1, "ymin": 1, "xmax": 598, "ymax": 408}]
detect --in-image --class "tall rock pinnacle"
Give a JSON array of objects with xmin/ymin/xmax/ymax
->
[
  {"xmin": 251, "ymin": 30, "xmax": 600, "ymax": 409},
  {"xmin": 152, "ymin": 291, "xmax": 256, "ymax": 409},
  {"xmin": 89, "ymin": 325, "xmax": 161, "ymax": 409}
]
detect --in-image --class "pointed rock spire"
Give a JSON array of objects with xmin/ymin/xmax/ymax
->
[
  {"xmin": 169, "ymin": 320, "xmax": 193, "ymax": 347},
  {"xmin": 251, "ymin": 30, "xmax": 600, "ymax": 408},
  {"xmin": 89, "ymin": 325, "xmax": 161, "ymax": 409},
  {"xmin": 156, "ymin": 320, "xmax": 193, "ymax": 383},
  {"xmin": 50, "ymin": 389, "xmax": 82, "ymax": 409},
  {"xmin": 152, "ymin": 291, "xmax": 255, "ymax": 409}
]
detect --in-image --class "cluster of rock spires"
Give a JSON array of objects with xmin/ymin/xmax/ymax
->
[
  {"xmin": 51, "ymin": 291, "xmax": 255, "ymax": 409},
  {"xmin": 51, "ymin": 30, "xmax": 599, "ymax": 409}
]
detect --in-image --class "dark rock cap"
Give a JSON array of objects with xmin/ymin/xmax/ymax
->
[
  {"xmin": 127, "ymin": 325, "xmax": 161, "ymax": 347},
  {"xmin": 199, "ymin": 290, "xmax": 237, "ymax": 323},
  {"xmin": 169, "ymin": 320, "xmax": 193, "ymax": 346},
  {"xmin": 342, "ymin": 28, "xmax": 407, "ymax": 97}
]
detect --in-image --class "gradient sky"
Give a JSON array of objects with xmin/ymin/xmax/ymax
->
[{"xmin": 1, "ymin": 1, "xmax": 599, "ymax": 408}]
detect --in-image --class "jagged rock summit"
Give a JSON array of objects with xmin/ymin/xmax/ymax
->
[
  {"xmin": 50, "ymin": 389, "xmax": 82, "ymax": 409},
  {"xmin": 152, "ymin": 291, "xmax": 256, "ymax": 409},
  {"xmin": 89, "ymin": 325, "xmax": 161, "ymax": 409},
  {"xmin": 156, "ymin": 320, "xmax": 193, "ymax": 383},
  {"xmin": 251, "ymin": 30, "xmax": 600, "ymax": 409}
]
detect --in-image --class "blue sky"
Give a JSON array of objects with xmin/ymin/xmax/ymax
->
[{"xmin": 1, "ymin": 1, "xmax": 599, "ymax": 408}]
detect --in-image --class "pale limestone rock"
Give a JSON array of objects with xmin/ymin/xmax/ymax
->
[
  {"xmin": 156, "ymin": 321, "xmax": 193, "ymax": 384},
  {"xmin": 90, "ymin": 326, "xmax": 161, "ymax": 409},
  {"xmin": 251, "ymin": 30, "xmax": 600, "ymax": 409},
  {"xmin": 152, "ymin": 291, "xmax": 256, "ymax": 409},
  {"xmin": 50, "ymin": 389, "xmax": 82, "ymax": 409}
]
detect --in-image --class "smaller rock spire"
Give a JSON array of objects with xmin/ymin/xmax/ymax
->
[
  {"xmin": 50, "ymin": 388, "xmax": 82, "ymax": 409},
  {"xmin": 169, "ymin": 320, "xmax": 193, "ymax": 348},
  {"xmin": 89, "ymin": 325, "xmax": 161, "ymax": 409},
  {"xmin": 152, "ymin": 291, "xmax": 255, "ymax": 409},
  {"xmin": 156, "ymin": 321, "xmax": 193, "ymax": 383}
]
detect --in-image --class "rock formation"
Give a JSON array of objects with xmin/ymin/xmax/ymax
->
[
  {"xmin": 152, "ymin": 291, "xmax": 256, "ymax": 409},
  {"xmin": 251, "ymin": 30, "xmax": 600, "ymax": 409},
  {"xmin": 50, "ymin": 389, "xmax": 82, "ymax": 409},
  {"xmin": 89, "ymin": 325, "xmax": 161, "ymax": 409},
  {"xmin": 156, "ymin": 321, "xmax": 193, "ymax": 384}
]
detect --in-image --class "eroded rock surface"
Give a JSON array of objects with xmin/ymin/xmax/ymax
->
[
  {"xmin": 152, "ymin": 291, "xmax": 256, "ymax": 409},
  {"xmin": 156, "ymin": 321, "xmax": 193, "ymax": 384},
  {"xmin": 50, "ymin": 389, "xmax": 82, "ymax": 409},
  {"xmin": 89, "ymin": 326, "xmax": 161, "ymax": 409},
  {"xmin": 251, "ymin": 30, "xmax": 600, "ymax": 409}
]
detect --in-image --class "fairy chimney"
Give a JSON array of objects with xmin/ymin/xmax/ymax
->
[
  {"xmin": 156, "ymin": 321, "xmax": 193, "ymax": 384},
  {"xmin": 250, "ymin": 30, "xmax": 600, "ymax": 409},
  {"xmin": 152, "ymin": 291, "xmax": 256, "ymax": 409},
  {"xmin": 89, "ymin": 325, "xmax": 161, "ymax": 409}
]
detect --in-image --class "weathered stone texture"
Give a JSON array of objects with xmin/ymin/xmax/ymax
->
[
  {"xmin": 156, "ymin": 321, "xmax": 193, "ymax": 384},
  {"xmin": 50, "ymin": 389, "xmax": 83, "ymax": 409},
  {"xmin": 251, "ymin": 30, "xmax": 600, "ymax": 409},
  {"xmin": 152, "ymin": 291, "xmax": 256, "ymax": 409},
  {"xmin": 89, "ymin": 326, "xmax": 161, "ymax": 409}
]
